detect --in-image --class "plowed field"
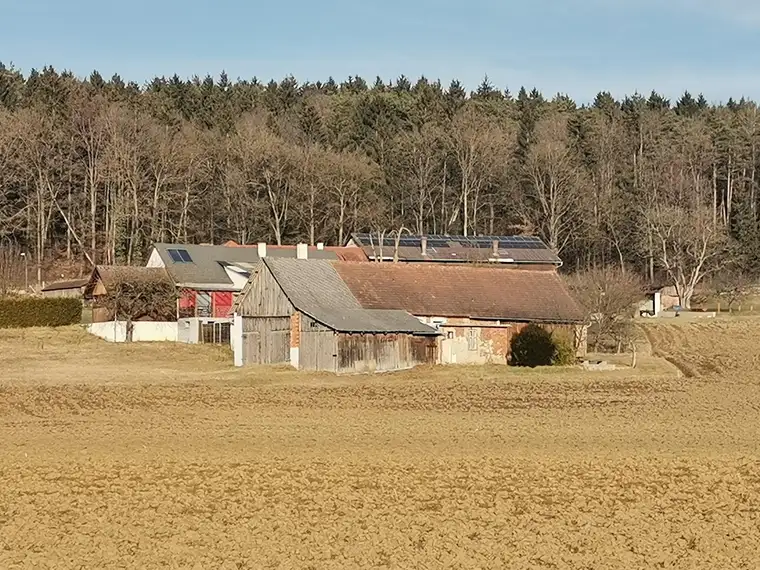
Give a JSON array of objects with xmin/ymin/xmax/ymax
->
[{"xmin": 1, "ymin": 325, "xmax": 760, "ymax": 569}]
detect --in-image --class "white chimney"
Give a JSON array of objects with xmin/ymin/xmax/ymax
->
[
  {"xmin": 492, "ymin": 239, "xmax": 499, "ymax": 256},
  {"xmin": 257, "ymin": 242, "xmax": 267, "ymax": 258},
  {"xmin": 296, "ymin": 243, "xmax": 308, "ymax": 260},
  {"xmin": 421, "ymin": 236, "xmax": 428, "ymax": 256},
  {"xmin": 316, "ymin": 242, "xmax": 325, "ymax": 250}
]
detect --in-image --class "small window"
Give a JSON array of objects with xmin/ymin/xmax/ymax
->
[
  {"xmin": 467, "ymin": 328, "xmax": 477, "ymax": 351},
  {"xmin": 196, "ymin": 292, "xmax": 212, "ymax": 317},
  {"xmin": 168, "ymin": 248, "xmax": 193, "ymax": 263}
]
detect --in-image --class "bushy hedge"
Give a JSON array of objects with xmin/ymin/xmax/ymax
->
[
  {"xmin": 510, "ymin": 324, "xmax": 576, "ymax": 367},
  {"xmin": 0, "ymin": 297, "xmax": 83, "ymax": 328}
]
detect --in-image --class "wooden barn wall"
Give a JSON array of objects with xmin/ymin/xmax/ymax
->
[
  {"xmin": 241, "ymin": 316, "xmax": 290, "ymax": 365},
  {"xmin": 42, "ymin": 289, "xmax": 83, "ymax": 299},
  {"xmin": 299, "ymin": 314, "xmax": 337, "ymax": 372},
  {"xmin": 410, "ymin": 335, "xmax": 438, "ymax": 364},
  {"xmin": 237, "ymin": 266, "xmax": 293, "ymax": 317},
  {"xmin": 336, "ymin": 333, "xmax": 436, "ymax": 374}
]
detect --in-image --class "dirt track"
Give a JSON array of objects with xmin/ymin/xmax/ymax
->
[{"xmin": 1, "ymin": 326, "xmax": 760, "ymax": 568}]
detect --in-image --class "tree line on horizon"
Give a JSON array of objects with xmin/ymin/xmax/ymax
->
[{"xmin": 1, "ymin": 63, "xmax": 759, "ymax": 306}]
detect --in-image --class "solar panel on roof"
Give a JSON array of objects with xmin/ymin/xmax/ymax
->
[
  {"xmin": 168, "ymin": 248, "xmax": 193, "ymax": 263},
  {"xmin": 358, "ymin": 233, "xmax": 551, "ymax": 254}
]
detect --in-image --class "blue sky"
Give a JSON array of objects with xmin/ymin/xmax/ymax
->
[{"xmin": 1, "ymin": 0, "xmax": 759, "ymax": 102}]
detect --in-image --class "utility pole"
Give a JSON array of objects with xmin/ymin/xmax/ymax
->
[{"xmin": 20, "ymin": 252, "xmax": 28, "ymax": 291}]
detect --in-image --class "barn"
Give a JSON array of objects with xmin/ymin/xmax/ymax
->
[
  {"xmin": 331, "ymin": 262, "xmax": 587, "ymax": 364},
  {"xmin": 232, "ymin": 258, "xmax": 439, "ymax": 373}
]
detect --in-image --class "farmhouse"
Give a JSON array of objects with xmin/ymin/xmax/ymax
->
[
  {"xmin": 334, "ymin": 261, "xmax": 586, "ymax": 364},
  {"xmin": 147, "ymin": 242, "xmax": 364, "ymax": 318},
  {"xmin": 146, "ymin": 241, "xmax": 365, "ymax": 344},
  {"xmin": 346, "ymin": 233, "xmax": 562, "ymax": 267},
  {"xmin": 233, "ymin": 257, "xmax": 586, "ymax": 372}
]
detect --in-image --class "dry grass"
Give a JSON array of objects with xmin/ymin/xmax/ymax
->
[{"xmin": 1, "ymin": 324, "xmax": 760, "ymax": 568}]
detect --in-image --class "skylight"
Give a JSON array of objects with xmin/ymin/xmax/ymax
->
[{"xmin": 168, "ymin": 248, "xmax": 193, "ymax": 263}]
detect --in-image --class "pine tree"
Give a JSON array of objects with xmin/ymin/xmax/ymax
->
[
  {"xmin": 676, "ymin": 90, "xmax": 699, "ymax": 117},
  {"xmin": 473, "ymin": 75, "xmax": 501, "ymax": 100},
  {"xmin": 324, "ymin": 77, "xmax": 338, "ymax": 93},
  {"xmin": 394, "ymin": 75, "xmax": 411, "ymax": 92},
  {"xmin": 299, "ymin": 102, "xmax": 327, "ymax": 146},
  {"xmin": 88, "ymin": 70, "xmax": 105, "ymax": 90},
  {"xmin": 219, "ymin": 70, "xmax": 230, "ymax": 92},
  {"xmin": 593, "ymin": 91, "xmax": 618, "ymax": 117},
  {"xmin": 0, "ymin": 62, "xmax": 24, "ymax": 109},
  {"xmin": 647, "ymin": 90, "xmax": 670, "ymax": 110},
  {"xmin": 445, "ymin": 79, "xmax": 466, "ymax": 115}
]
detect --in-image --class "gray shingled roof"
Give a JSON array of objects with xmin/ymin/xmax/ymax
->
[
  {"xmin": 263, "ymin": 258, "xmax": 437, "ymax": 335},
  {"xmin": 152, "ymin": 243, "xmax": 341, "ymax": 288}
]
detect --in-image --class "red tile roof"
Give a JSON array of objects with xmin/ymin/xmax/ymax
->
[{"xmin": 333, "ymin": 262, "xmax": 584, "ymax": 323}]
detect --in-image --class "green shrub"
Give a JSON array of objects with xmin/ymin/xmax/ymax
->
[
  {"xmin": 551, "ymin": 330, "xmax": 576, "ymax": 366},
  {"xmin": 510, "ymin": 324, "xmax": 576, "ymax": 367},
  {"xmin": 0, "ymin": 297, "xmax": 82, "ymax": 328}
]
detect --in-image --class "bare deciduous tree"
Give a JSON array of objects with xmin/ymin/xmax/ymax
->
[
  {"xmin": 645, "ymin": 205, "xmax": 730, "ymax": 309},
  {"xmin": 448, "ymin": 105, "xmax": 513, "ymax": 236},
  {"xmin": 567, "ymin": 268, "xmax": 644, "ymax": 353},
  {"xmin": 521, "ymin": 112, "xmax": 587, "ymax": 254},
  {"xmin": 708, "ymin": 269, "xmax": 754, "ymax": 312},
  {"xmin": 101, "ymin": 269, "xmax": 176, "ymax": 342}
]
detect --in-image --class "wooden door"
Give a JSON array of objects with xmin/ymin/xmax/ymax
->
[{"xmin": 242, "ymin": 331, "xmax": 260, "ymax": 364}]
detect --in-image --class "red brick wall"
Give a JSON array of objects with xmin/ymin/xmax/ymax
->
[{"xmin": 290, "ymin": 312, "xmax": 301, "ymax": 348}]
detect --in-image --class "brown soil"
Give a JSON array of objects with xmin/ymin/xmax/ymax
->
[{"xmin": 1, "ymin": 325, "xmax": 759, "ymax": 569}]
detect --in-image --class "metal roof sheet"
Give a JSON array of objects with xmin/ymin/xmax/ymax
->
[{"xmin": 262, "ymin": 258, "xmax": 437, "ymax": 334}]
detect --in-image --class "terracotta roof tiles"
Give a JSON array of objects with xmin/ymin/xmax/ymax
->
[{"xmin": 333, "ymin": 262, "xmax": 584, "ymax": 323}]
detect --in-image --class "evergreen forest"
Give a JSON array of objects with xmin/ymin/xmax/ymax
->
[{"xmin": 1, "ymin": 64, "xmax": 758, "ymax": 303}]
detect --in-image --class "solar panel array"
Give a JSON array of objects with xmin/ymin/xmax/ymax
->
[
  {"xmin": 354, "ymin": 234, "xmax": 548, "ymax": 250},
  {"xmin": 168, "ymin": 248, "xmax": 193, "ymax": 263}
]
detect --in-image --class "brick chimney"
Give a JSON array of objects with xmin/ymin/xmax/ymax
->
[
  {"xmin": 421, "ymin": 236, "xmax": 428, "ymax": 256},
  {"xmin": 258, "ymin": 242, "xmax": 267, "ymax": 258},
  {"xmin": 296, "ymin": 243, "xmax": 308, "ymax": 260}
]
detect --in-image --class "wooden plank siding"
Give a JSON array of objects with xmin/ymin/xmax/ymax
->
[
  {"xmin": 237, "ymin": 266, "xmax": 293, "ymax": 317},
  {"xmin": 41, "ymin": 289, "xmax": 83, "ymax": 299},
  {"xmin": 299, "ymin": 313, "xmax": 337, "ymax": 372},
  {"xmin": 235, "ymin": 262, "xmax": 441, "ymax": 373},
  {"xmin": 336, "ymin": 333, "xmax": 437, "ymax": 374},
  {"xmin": 241, "ymin": 316, "xmax": 290, "ymax": 365}
]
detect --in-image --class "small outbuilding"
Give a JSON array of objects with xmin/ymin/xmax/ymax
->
[
  {"xmin": 232, "ymin": 258, "xmax": 439, "ymax": 373},
  {"xmin": 41, "ymin": 278, "xmax": 88, "ymax": 299},
  {"xmin": 84, "ymin": 265, "xmax": 173, "ymax": 323}
]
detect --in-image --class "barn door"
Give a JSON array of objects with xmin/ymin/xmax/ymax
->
[
  {"xmin": 261, "ymin": 330, "xmax": 290, "ymax": 364},
  {"xmin": 242, "ymin": 332, "xmax": 260, "ymax": 364}
]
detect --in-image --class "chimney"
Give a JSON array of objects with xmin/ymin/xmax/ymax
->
[
  {"xmin": 296, "ymin": 243, "xmax": 308, "ymax": 260},
  {"xmin": 421, "ymin": 236, "xmax": 428, "ymax": 256},
  {"xmin": 492, "ymin": 239, "xmax": 499, "ymax": 257},
  {"xmin": 316, "ymin": 242, "xmax": 325, "ymax": 250},
  {"xmin": 257, "ymin": 242, "xmax": 267, "ymax": 258}
]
